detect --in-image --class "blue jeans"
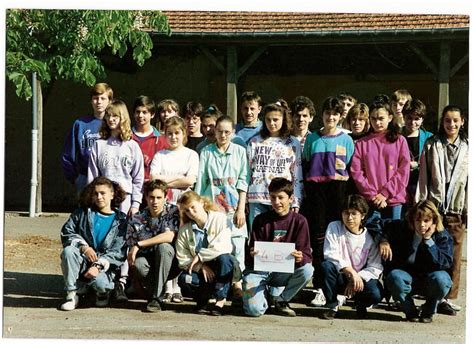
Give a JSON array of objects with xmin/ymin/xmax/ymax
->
[
  {"xmin": 61, "ymin": 245, "xmax": 116, "ymax": 294},
  {"xmin": 242, "ymin": 263, "xmax": 314, "ymax": 317},
  {"xmin": 321, "ymin": 260, "xmax": 382, "ymax": 310},
  {"xmin": 385, "ymin": 269, "xmax": 452, "ymax": 317},
  {"xmin": 231, "ymin": 235, "xmax": 246, "ymax": 273},
  {"xmin": 178, "ymin": 254, "xmax": 234, "ymax": 305}
]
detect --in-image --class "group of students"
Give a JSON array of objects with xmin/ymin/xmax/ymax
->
[{"xmin": 59, "ymin": 83, "xmax": 467, "ymax": 323}]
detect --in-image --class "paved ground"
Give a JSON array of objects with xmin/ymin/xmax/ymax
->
[{"xmin": 2, "ymin": 211, "xmax": 468, "ymax": 342}]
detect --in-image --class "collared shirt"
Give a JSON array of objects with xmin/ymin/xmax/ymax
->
[
  {"xmin": 126, "ymin": 204, "xmax": 180, "ymax": 252},
  {"xmin": 195, "ymin": 142, "xmax": 249, "ymax": 214},
  {"xmin": 291, "ymin": 130, "xmax": 311, "ymax": 152},
  {"xmin": 192, "ymin": 217, "xmax": 210, "ymax": 253},
  {"xmin": 443, "ymin": 136, "xmax": 461, "ymax": 184}
]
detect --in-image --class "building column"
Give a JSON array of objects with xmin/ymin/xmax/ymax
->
[
  {"xmin": 438, "ymin": 41, "xmax": 450, "ymax": 124},
  {"xmin": 227, "ymin": 46, "xmax": 238, "ymax": 122}
]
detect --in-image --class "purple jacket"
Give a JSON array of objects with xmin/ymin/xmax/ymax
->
[{"xmin": 350, "ymin": 132, "xmax": 410, "ymax": 206}]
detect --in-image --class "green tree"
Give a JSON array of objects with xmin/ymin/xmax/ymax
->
[{"xmin": 6, "ymin": 9, "xmax": 171, "ymax": 100}]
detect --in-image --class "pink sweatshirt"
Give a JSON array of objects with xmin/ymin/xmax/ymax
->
[{"xmin": 350, "ymin": 132, "xmax": 410, "ymax": 206}]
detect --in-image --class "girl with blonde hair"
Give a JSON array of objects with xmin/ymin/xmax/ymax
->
[
  {"xmin": 175, "ymin": 191, "xmax": 234, "ymax": 315},
  {"xmin": 88, "ymin": 99, "xmax": 144, "ymax": 216},
  {"xmin": 150, "ymin": 116, "xmax": 199, "ymax": 303},
  {"xmin": 88, "ymin": 99, "xmax": 145, "ymax": 302},
  {"xmin": 381, "ymin": 200, "xmax": 453, "ymax": 323}
]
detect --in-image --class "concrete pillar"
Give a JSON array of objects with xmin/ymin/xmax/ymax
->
[
  {"xmin": 438, "ymin": 42, "xmax": 450, "ymax": 125},
  {"xmin": 226, "ymin": 46, "xmax": 238, "ymax": 123}
]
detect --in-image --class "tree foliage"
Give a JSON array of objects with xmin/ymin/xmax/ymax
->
[{"xmin": 6, "ymin": 9, "xmax": 171, "ymax": 100}]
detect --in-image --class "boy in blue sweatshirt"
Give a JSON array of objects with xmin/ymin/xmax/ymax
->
[{"xmin": 61, "ymin": 83, "xmax": 113, "ymax": 192}]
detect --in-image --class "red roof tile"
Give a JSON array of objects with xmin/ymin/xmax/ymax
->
[{"xmin": 162, "ymin": 11, "xmax": 469, "ymax": 33}]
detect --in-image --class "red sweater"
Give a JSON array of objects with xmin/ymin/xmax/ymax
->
[
  {"xmin": 132, "ymin": 128, "xmax": 168, "ymax": 181},
  {"xmin": 247, "ymin": 210, "xmax": 313, "ymax": 269}
]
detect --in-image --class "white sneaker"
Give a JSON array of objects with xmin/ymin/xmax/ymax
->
[
  {"xmin": 95, "ymin": 292, "xmax": 110, "ymax": 307},
  {"xmin": 337, "ymin": 295, "xmax": 347, "ymax": 307},
  {"xmin": 60, "ymin": 293, "xmax": 79, "ymax": 311},
  {"xmin": 310, "ymin": 288, "xmax": 326, "ymax": 307},
  {"xmin": 445, "ymin": 299, "xmax": 462, "ymax": 312}
]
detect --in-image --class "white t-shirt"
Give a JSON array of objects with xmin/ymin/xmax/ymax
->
[
  {"xmin": 150, "ymin": 147, "xmax": 199, "ymax": 204},
  {"xmin": 323, "ymin": 220, "xmax": 383, "ymax": 281}
]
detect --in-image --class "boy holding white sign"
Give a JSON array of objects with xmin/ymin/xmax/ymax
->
[{"xmin": 242, "ymin": 177, "xmax": 313, "ymax": 317}]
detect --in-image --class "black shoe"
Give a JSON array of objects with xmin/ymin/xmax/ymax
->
[
  {"xmin": 114, "ymin": 283, "xmax": 128, "ymax": 302},
  {"xmin": 388, "ymin": 300, "xmax": 403, "ymax": 312},
  {"xmin": 437, "ymin": 301, "xmax": 457, "ymax": 316},
  {"xmin": 406, "ymin": 316, "xmax": 420, "ymax": 322},
  {"xmin": 210, "ymin": 304, "xmax": 224, "ymax": 316},
  {"xmin": 145, "ymin": 299, "xmax": 162, "ymax": 313},
  {"xmin": 420, "ymin": 315, "xmax": 433, "ymax": 323},
  {"xmin": 322, "ymin": 309, "xmax": 337, "ymax": 320},
  {"xmin": 194, "ymin": 303, "xmax": 209, "ymax": 315},
  {"xmin": 274, "ymin": 301, "xmax": 296, "ymax": 317},
  {"xmin": 405, "ymin": 309, "xmax": 420, "ymax": 322},
  {"xmin": 356, "ymin": 307, "xmax": 368, "ymax": 319}
]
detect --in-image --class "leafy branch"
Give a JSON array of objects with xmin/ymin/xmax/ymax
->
[{"xmin": 6, "ymin": 9, "xmax": 171, "ymax": 100}]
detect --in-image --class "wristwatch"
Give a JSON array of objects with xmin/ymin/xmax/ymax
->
[{"xmin": 136, "ymin": 241, "xmax": 142, "ymax": 249}]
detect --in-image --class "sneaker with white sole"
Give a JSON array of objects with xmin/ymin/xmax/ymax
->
[
  {"xmin": 95, "ymin": 292, "xmax": 110, "ymax": 307},
  {"xmin": 60, "ymin": 292, "xmax": 79, "ymax": 311},
  {"xmin": 445, "ymin": 299, "xmax": 462, "ymax": 312},
  {"xmin": 337, "ymin": 295, "xmax": 347, "ymax": 307},
  {"xmin": 310, "ymin": 288, "xmax": 326, "ymax": 307}
]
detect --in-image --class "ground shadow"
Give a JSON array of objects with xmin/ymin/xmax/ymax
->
[{"xmin": 3, "ymin": 271, "xmax": 63, "ymax": 308}]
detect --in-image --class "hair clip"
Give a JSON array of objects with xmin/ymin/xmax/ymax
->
[{"xmin": 275, "ymin": 101, "xmax": 282, "ymax": 106}]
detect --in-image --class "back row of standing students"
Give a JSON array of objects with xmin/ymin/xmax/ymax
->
[{"xmin": 60, "ymin": 83, "xmax": 467, "ymax": 317}]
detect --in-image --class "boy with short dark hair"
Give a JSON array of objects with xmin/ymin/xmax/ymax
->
[
  {"xmin": 131, "ymin": 95, "xmax": 167, "ymax": 183},
  {"xmin": 242, "ymin": 177, "xmax": 313, "ymax": 317},
  {"xmin": 126, "ymin": 179, "xmax": 180, "ymax": 312},
  {"xmin": 290, "ymin": 95, "xmax": 315, "ymax": 150},
  {"xmin": 61, "ymin": 83, "xmax": 113, "ymax": 192},
  {"xmin": 235, "ymin": 91, "xmax": 263, "ymax": 144}
]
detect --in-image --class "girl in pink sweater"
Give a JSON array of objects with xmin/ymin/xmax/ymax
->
[{"xmin": 350, "ymin": 100, "xmax": 410, "ymax": 242}]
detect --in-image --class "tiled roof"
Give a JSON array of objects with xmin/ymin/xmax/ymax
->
[{"xmin": 163, "ymin": 11, "xmax": 469, "ymax": 33}]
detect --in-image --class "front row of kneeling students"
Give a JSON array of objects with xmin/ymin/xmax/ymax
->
[{"xmin": 60, "ymin": 176, "xmax": 453, "ymax": 323}]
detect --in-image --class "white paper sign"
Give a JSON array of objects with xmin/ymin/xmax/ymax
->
[{"xmin": 253, "ymin": 241, "xmax": 295, "ymax": 273}]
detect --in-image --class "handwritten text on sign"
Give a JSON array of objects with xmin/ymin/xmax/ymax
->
[{"xmin": 254, "ymin": 241, "xmax": 295, "ymax": 273}]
